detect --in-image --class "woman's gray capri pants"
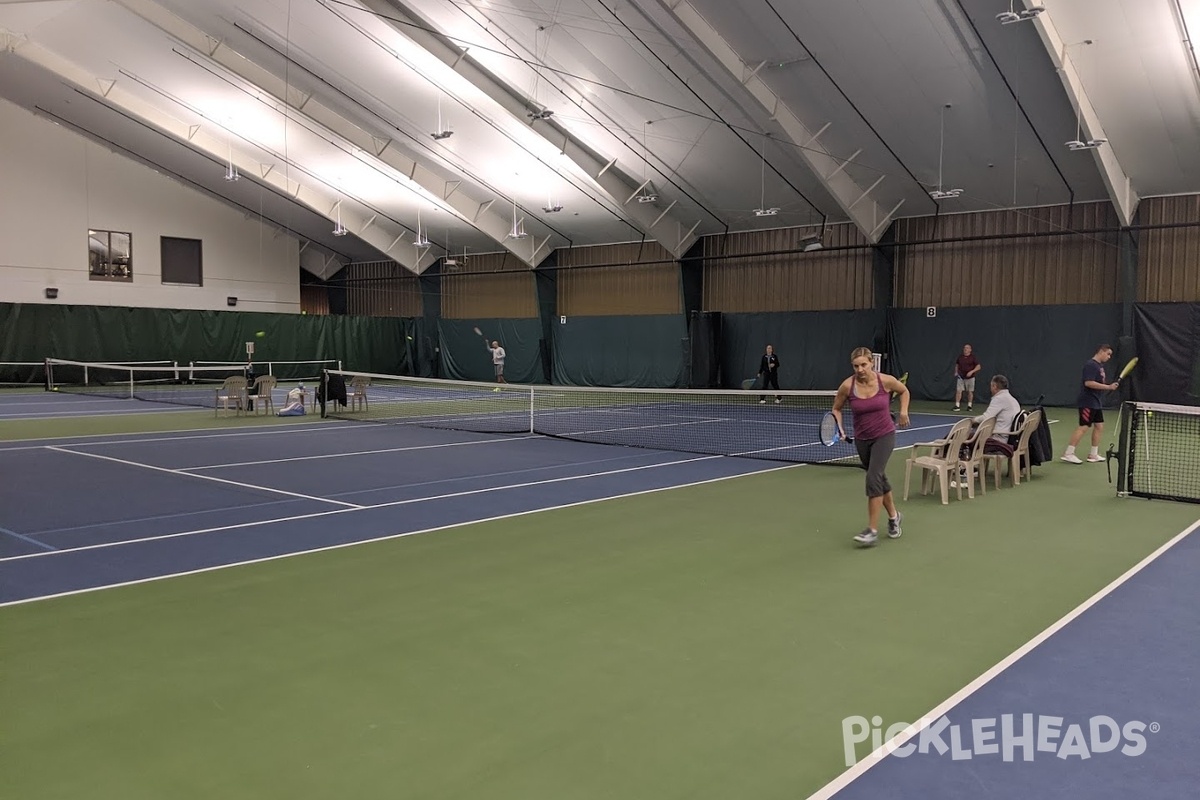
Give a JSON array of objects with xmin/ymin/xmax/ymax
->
[{"xmin": 854, "ymin": 432, "xmax": 896, "ymax": 498}]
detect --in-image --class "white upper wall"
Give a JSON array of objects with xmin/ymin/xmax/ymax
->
[{"xmin": 0, "ymin": 98, "xmax": 300, "ymax": 312}]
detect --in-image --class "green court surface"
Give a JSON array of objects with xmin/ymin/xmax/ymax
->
[{"xmin": 2, "ymin": 407, "xmax": 1197, "ymax": 799}]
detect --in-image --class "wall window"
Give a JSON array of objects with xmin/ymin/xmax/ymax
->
[
  {"xmin": 88, "ymin": 230, "xmax": 132, "ymax": 281},
  {"xmin": 161, "ymin": 236, "xmax": 203, "ymax": 286}
]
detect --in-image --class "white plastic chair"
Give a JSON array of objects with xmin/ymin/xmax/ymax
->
[
  {"xmin": 215, "ymin": 376, "xmax": 248, "ymax": 417},
  {"xmin": 904, "ymin": 419, "xmax": 973, "ymax": 505}
]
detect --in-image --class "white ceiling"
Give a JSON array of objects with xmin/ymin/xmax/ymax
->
[{"xmin": 2, "ymin": 0, "xmax": 1199, "ymax": 275}]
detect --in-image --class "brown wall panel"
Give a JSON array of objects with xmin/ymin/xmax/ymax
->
[
  {"xmin": 299, "ymin": 284, "xmax": 330, "ymax": 316},
  {"xmin": 701, "ymin": 224, "xmax": 873, "ymax": 311},
  {"xmin": 556, "ymin": 242, "xmax": 681, "ymax": 316},
  {"xmin": 343, "ymin": 261, "xmax": 423, "ymax": 317},
  {"xmin": 442, "ymin": 272, "xmax": 537, "ymax": 318},
  {"xmin": 1137, "ymin": 195, "xmax": 1200, "ymax": 302},
  {"xmin": 893, "ymin": 202, "xmax": 1120, "ymax": 307}
]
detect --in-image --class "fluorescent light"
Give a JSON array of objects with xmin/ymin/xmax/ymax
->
[{"xmin": 754, "ymin": 208, "xmax": 780, "ymax": 217}]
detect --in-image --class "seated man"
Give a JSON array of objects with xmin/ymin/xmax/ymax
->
[
  {"xmin": 276, "ymin": 383, "xmax": 307, "ymax": 417},
  {"xmin": 968, "ymin": 374, "xmax": 1021, "ymax": 456}
]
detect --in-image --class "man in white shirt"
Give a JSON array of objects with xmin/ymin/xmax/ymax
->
[
  {"xmin": 973, "ymin": 374, "xmax": 1021, "ymax": 441},
  {"xmin": 486, "ymin": 340, "xmax": 507, "ymax": 383}
]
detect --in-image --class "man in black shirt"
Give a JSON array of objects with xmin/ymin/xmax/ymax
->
[{"xmin": 758, "ymin": 344, "xmax": 782, "ymax": 404}]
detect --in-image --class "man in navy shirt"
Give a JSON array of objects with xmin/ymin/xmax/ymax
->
[{"xmin": 1061, "ymin": 344, "xmax": 1120, "ymax": 463}]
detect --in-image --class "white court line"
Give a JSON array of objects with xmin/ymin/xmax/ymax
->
[
  {"xmin": 44, "ymin": 446, "xmax": 365, "ymax": 509},
  {"xmin": 558, "ymin": 417, "xmax": 729, "ymax": 436},
  {"xmin": 182, "ymin": 434, "xmax": 544, "ymax": 470},
  {"xmin": 0, "ymin": 461, "xmax": 800, "ymax": 606},
  {"xmin": 805, "ymin": 516, "xmax": 1200, "ymax": 800},
  {"xmin": 0, "ymin": 408, "xmax": 198, "ymax": 419},
  {"xmin": 732, "ymin": 421, "xmax": 954, "ymax": 458},
  {"xmin": 0, "ymin": 399, "xmax": 154, "ymax": 408},
  {"xmin": 0, "ymin": 421, "xmax": 362, "ymax": 451},
  {"xmin": 1, "ymin": 453, "xmax": 730, "ymax": 563}
]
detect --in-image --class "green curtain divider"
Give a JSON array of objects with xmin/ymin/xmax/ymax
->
[
  {"xmin": 718, "ymin": 310, "xmax": 884, "ymax": 391},
  {"xmin": 0, "ymin": 302, "xmax": 410, "ymax": 382},
  {"xmin": 888, "ymin": 304, "xmax": 1123, "ymax": 407},
  {"xmin": 1130, "ymin": 302, "xmax": 1200, "ymax": 406},
  {"xmin": 438, "ymin": 318, "xmax": 544, "ymax": 384},
  {"xmin": 552, "ymin": 314, "xmax": 687, "ymax": 388}
]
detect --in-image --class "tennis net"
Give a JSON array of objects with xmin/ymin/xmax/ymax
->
[
  {"xmin": 1115, "ymin": 401, "xmax": 1200, "ymax": 504},
  {"xmin": 321, "ymin": 369, "xmax": 859, "ymax": 465},
  {"xmin": 45, "ymin": 358, "xmax": 308, "ymax": 410},
  {"xmin": 191, "ymin": 359, "xmax": 340, "ymax": 381}
]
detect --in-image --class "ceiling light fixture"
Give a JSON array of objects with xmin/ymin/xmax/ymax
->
[
  {"xmin": 224, "ymin": 140, "xmax": 239, "ymax": 182},
  {"xmin": 800, "ymin": 233, "xmax": 824, "ymax": 252},
  {"xmin": 1062, "ymin": 40, "xmax": 1106, "ymax": 150},
  {"xmin": 635, "ymin": 121, "xmax": 658, "ymax": 204},
  {"xmin": 528, "ymin": 108, "xmax": 554, "ymax": 122},
  {"xmin": 996, "ymin": 2, "xmax": 1045, "ymax": 24},
  {"xmin": 753, "ymin": 131, "xmax": 780, "ymax": 218},
  {"xmin": 929, "ymin": 103, "xmax": 964, "ymax": 201},
  {"xmin": 507, "ymin": 198, "xmax": 528, "ymax": 239},
  {"xmin": 332, "ymin": 199, "xmax": 348, "ymax": 237},
  {"xmin": 414, "ymin": 208, "xmax": 431, "ymax": 248},
  {"xmin": 430, "ymin": 94, "xmax": 453, "ymax": 140}
]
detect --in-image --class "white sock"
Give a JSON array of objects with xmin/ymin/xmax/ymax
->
[
  {"xmin": 1089, "ymin": 447, "xmax": 1099, "ymax": 457},
  {"xmin": 1065, "ymin": 445, "xmax": 1076, "ymax": 455}
]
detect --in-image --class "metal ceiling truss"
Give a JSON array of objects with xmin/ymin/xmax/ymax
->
[
  {"xmin": 361, "ymin": 0, "xmax": 703, "ymax": 258},
  {"xmin": 1026, "ymin": 3, "xmax": 1138, "ymax": 226},
  {"xmin": 663, "ymin": 0, "xmax": 900, "ymax": 243},
  {"xmin": 111, "ymin": 0, "xmax": 565, "ymax": 272}
]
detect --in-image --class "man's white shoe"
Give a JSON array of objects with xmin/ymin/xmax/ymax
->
[
  {"xmin": 1087, "ymin": 454, "xmax": 1104, "ymax": 462},
  {"xmin": 1061, "ymin": 453, "xmax": 1083, "ymax": 464}
]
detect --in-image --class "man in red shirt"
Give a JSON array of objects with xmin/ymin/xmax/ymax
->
[{"xmin": 954, "ymin": 344, "xmax": 981, "ymax": 412}]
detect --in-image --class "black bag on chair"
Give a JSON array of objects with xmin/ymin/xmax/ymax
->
[{"xmin": 1024, "ymin": 395, "xmax": 1052, "ymax": 467}]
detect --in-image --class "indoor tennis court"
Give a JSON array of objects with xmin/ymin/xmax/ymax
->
[
  {"xmin": 5, "ymin": 0, "xmax": 1200, "ymax": 797},
  {"xmin": 3, "ymin": 391, "xmax": 1198, "ymax": 799}
]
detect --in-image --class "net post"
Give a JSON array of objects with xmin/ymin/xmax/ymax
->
[
  {"xmin": 1115, "ymin": 401, "xmax": 1132, "ymax": 496},
  {"xmin": 43, "ymin": 357, "xmax": 52, "ymax": 392},
  {"xmin": 128, "ymin": 366, "xmax": 134, "ymax": 399},
  {"xmin": 320, "ymin": 369, "xmax": 328, "ymax": 419},
  {"xmin": 529, "ymin": 385, "xmax": 535, "ymax": 434}
]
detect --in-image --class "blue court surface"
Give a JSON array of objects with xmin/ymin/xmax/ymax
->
[
  {"xmin": 818, "ymin": 520, "xmax": 1200, "ymax": 800},
  {"xmin": 0, "ymin": 397, "xmax": 964, "ymax": 606}
]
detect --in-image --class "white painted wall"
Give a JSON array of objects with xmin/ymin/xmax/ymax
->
[{"xmin": 0, "ymin": 98, "xmax": 300, "ymax": 312}]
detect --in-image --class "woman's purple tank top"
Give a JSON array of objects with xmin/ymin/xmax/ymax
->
[{"xmin": 847, "ymin": 373, "xmax": 896, "ymax": 440}]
